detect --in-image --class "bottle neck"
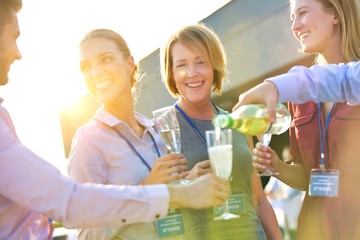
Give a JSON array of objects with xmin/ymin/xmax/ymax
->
[{"xmin": 212, "ymin": 114, "xmax": 233, "ymax": 129}]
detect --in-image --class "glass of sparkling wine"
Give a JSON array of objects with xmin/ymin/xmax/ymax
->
[
  {"xmin": 152, "ymin": 106, "xmax": 189, "ymax": 184},
  {"xmin": 206, "ymin": 129, "xmax": 239, "ymax": 220},
  {"xmin": 153, "ymin": 106, "xmax": 181, "ymax": 153},
  {"xmin": 256, "ymin": 133, "xmax": 279, "ymax": 176}
]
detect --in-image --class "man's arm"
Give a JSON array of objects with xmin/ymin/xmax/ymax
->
[
  {"xmin": 1, "ymin": 141, "xmax": 230, "ymax": 229},
  {"xmin": 0, "ymin": 105, "xmax": 231, "ymax": 229},
  {"xmin": 233, "ymin": 61, "xmax": 360, "ymax": 121},
  {"xmin": 269, "ymin": 62, "xmax": 360, "ymax": 104}
]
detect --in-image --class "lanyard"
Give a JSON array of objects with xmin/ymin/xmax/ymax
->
[
  {"xmin": 107, "ymin": 123, "xmax": 161, "ymax": 172},
  {"xmin": 175, "ymin": 102, "xmax": 219, "ymax": 144},
  {"xmin": 317, "ymin": 103, "xmax": 335, "ymax": 171}
]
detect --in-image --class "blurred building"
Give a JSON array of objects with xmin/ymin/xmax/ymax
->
[{"xmin": 60, "ymin": 0, "xmax": 313, "ymax": 157}]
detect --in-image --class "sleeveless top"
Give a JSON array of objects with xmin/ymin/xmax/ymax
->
[{"xmin": 176, "ymin": 106, "xmax": 266, "ymax": 240}]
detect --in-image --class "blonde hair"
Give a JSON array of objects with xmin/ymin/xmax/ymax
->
[
  {"xmin": 160, "ymin": 23, "xmax": 227, "ymax": 98},
  {"xmin": 314, "ymin": 0, "xmax": 360, "ymax": 64}
]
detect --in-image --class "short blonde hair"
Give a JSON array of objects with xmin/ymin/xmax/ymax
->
[{"xmin": 160, "ymin": 23, "xmax": 227, "ymax": 98}]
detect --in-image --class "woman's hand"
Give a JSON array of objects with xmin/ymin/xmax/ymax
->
[
  {"xmin": 142, "ymin": 153, "xmax": 188, "ymax": 184},
  {"xmin": 252, "ymin": 142, "xmax": 282, "ymax": 174},
  {"xmin": 185, "ymin": 160, "xmax": 212, "ymax": 181}
]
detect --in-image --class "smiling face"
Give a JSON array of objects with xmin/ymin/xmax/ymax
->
[
  {"xmin": 79, "ymin": 37, "xmax": 134, "ymax": 107},
  {"xmin": 171, "ymin": 41, "xmax": 214, "ymax": 106},
  {"xmin": 0, "ymin": 11, "xmax": 21, "ymax": 86},
  {"xmin": 290, "ymin": 0, "xmax": 340, "ymax": 57}
]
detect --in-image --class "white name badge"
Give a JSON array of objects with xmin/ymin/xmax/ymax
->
[{"xmin": 309, "ymin": 169, "xmax": 339, "ymax": 197}]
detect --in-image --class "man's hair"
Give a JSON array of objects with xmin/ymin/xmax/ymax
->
[{"xmin": 0, "ymin": 0, "xmax": 22, "ymax": 33}]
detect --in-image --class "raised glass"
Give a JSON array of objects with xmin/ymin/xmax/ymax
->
[
  {"xmin": 256, "ymin": 133, "xmax": 279, "ymax": 176},
  {"xmin": 206, "ymin": 129, "xmax": 239, "ymax": 220},
  {"xmin": 153, "ymin": 106, "xmax": 189, "ymax": 184}
]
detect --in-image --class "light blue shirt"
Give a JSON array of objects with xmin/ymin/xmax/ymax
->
[{"xmin": 267, "ymin": 61, "xmax": 360, "ymax": 104}]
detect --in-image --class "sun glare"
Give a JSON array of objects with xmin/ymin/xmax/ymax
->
[{"xmin": 3, "ymin": 0, "xmax": 231, "ymax": 172}]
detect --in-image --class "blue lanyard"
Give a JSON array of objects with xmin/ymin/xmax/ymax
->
[
  {"xmin": 175, "ymin": 102, "xmax": 219, "ymax": 144},
  {"xmin": 109, "ymin": 124, "xmax": 161, "ymax": 172},
  {"xmin": 317, "ymin": 103, "xmax": 335, "ymax": 169}
]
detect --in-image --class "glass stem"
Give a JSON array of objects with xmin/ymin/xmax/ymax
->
[{"xmin": 223, "ymin": 200, "xmax": 230, "ymax": 214}]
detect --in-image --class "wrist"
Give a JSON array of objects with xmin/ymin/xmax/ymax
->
[
  {"xmin": 275, "ymin": 158, "xmax": 288, "ymax": 176},
  {"xmin": 264, "ymin": 80, "xmax": 279, "ymax": 103},
  {"xmin": 140, "ymin": 177, "xmax": 149, "ymax": 185},
  {"xmin": 168, "ymin": 184, "xmax": 186, "ymax": 209}
]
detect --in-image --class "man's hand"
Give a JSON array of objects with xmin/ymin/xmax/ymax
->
[
  {"xmin": 232, "ymin": 81, "xmax": 279, "ymax": 123},
  {"xmin": 168, "ymin": 173, "xmax": 231, "ymax": 209}
]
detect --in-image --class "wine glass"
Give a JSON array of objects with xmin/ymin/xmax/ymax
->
[
  {"xmin": 152, "ymin": 106, "xmax": 190, "ymax": 184},
  {"xmin": 206, "ymin": 129, "xmax": 240, "ymax": 220},
  {"xmin": 256, "ymin": 133, "xmax": 279, "ymax": 176}
]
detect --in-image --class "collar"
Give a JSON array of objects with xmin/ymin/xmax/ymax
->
[{"xmin": 94, "ymin": 107, "xmax": 154, "ymax": 129}]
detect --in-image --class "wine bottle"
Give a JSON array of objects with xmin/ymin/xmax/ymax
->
[{"xmin": 212, "ymin": 103, "xmax": 291, "ymax": 135}]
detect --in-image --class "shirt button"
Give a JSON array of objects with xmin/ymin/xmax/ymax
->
[
  {"xmin": 155, "ymin": 214, "xmax": 160, "ymax": 219},
  {"xmin": 122, "ymin": 219, "xmax": 126, "ymax": 223}
]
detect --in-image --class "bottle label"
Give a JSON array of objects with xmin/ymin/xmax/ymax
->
[{"xmin": 227, "ymin": 115, "xmax": 234, "ymax": 128}]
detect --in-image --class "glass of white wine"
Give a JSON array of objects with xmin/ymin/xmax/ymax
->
[
  {"xmin": 206, "ymin": 129, "xmax": 239, "ymax": 220},
  {"xmin": 152, "ymin": 106, "xmax": 190, "ymax": 184},
  {"xmin": 256, "ymin": 133, "xmax": 279, "ymax": 176}
]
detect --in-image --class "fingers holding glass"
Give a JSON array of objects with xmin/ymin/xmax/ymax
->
[
  {"xmin": 253, "ymin": 142, "xmax": 279, "ymax": 176},
  {"xmin": 153, "ymin": 106, "xmax": 190, "ymax": 184}
]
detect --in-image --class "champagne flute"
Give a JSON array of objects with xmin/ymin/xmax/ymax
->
[
  {"xmin": 152, "ymin": 106, "xmax": 190, "ymax": 184},
  {"xmin": 256, "ymin": 133, "xmax": 279, "ymax": 176},
  {"xmin": 206, "ymin": 129, "xmax": 239, "ymax": 220},
  {"xmin": 153, "ymin": 106, "xmax": 181, "ymax": 153}
]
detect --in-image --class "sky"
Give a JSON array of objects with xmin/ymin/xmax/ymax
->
[{"xmin": 0, "ymin": 0, "xmax": 231, "ymax": 174}]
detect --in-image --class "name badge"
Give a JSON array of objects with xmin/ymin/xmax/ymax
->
[
  {"xmin": 309, "ymin": 169, "xmax": 339, "ymax": 197},
  {"xmin": 213, "ymin": 193, "xmax": 245, "ymax": 216},
  {"xmin": 156, "ymin": 209, "xmax": 184, "ymax": 238}
]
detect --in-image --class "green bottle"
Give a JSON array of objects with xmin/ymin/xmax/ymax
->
[{"xmin": 212, "ymin": 103, "xmax": 291, "ymax": 135}]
